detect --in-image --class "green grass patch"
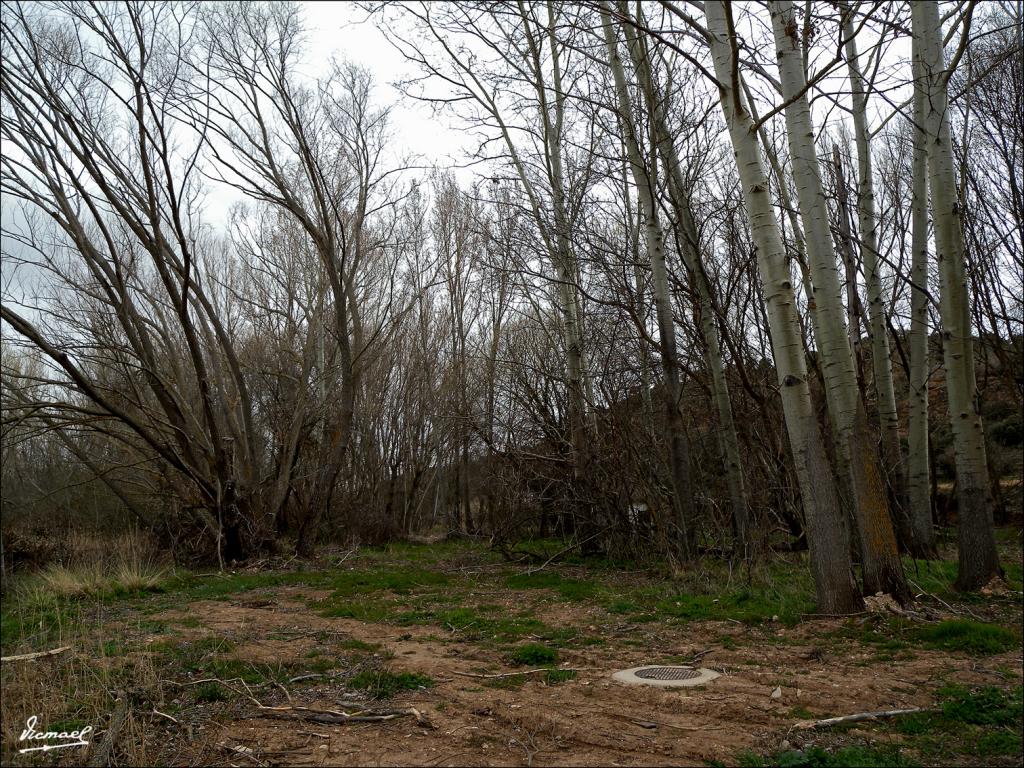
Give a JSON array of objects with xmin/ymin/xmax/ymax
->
[
  {"xmin": 318, "ymin": 600, "xmax": 392, "ymax": 622},
  {"xmin": 509, "ymin": 643, "xmax": 558, "ymax": 666},
  {"xmin": 544, "ymin": 669, "xmax": 576, "ymax": 684},
  {"xmin": 885, "ymin": 684, "xmax": 1023, "ymax": 760},
  {"xmin": 655, "ymin": 587, "xmax": 812, "ymax": 626},
  {"xmin": 170, "ymin": 571, "xmax": 312, "ymax": 601},
  {"xmin": 195, "ymin": 682, "xmax": 229, "ymax": 702},
  {"xmin": 400, "ymin": 605, "xmax": 553, "ymax": 644},
  {"xmin": 914, "ymin": 619, "xmax": 1020, "ymax": 655},
  {"xmin": 606, "ymin": 600, "xmax": 640, "ymax": 614},
  {"xmin": 504, "ymin": 571, "xmax": 598, "ymax": 601},
  {"xmin": 483, "ymin": 674, "xmax": 527, "ymax": 690},
  {"xmin": 348, "ymin": 669, "xmax": 433, "ymax": 698},
  {"xmin": 938, "ymin": 683, "xmax": 1022, "ymax": 726},
  {"xmin": 339, "ymin": 638, "xmax": 380, "ymax": 653},
  {"xmin": 0, "ymin": 588, "xmax": 82, "ymax": 651},
  {"xmin": 326, "ymin": 568, "xmax": 450, "ymax": 596},
  {"xmin": 737, "ymin": 745, "xmax": 913, "ymax": 767}
]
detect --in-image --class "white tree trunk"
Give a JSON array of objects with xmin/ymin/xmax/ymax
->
[
  {"xmin": 911, "ymin": 0, "xmax": 1000, "ymax": 589},
  {"xmin": 705, "ymin": 0, "xmax": 862, "ymax": 613},
  {"xmin": 770, "ymin": 0, "xmax": 908, "ymax": 601},
  {"xmin": 907, "ymin": 41, "xmax": 937, "ymax": 558},
  {"xmin": 842, "ymin": 3, "xmax": 910, "ymax": 540}
]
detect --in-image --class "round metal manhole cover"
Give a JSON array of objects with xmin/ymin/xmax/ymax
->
[
  {"xmin": 634, "ymin": 666, "xmax": 702, "ymax": 681},
  {"xmin": 611, "ymin": 665, "xmax": 720, "ymax": 688}
]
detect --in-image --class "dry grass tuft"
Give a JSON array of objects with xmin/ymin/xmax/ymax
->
[
  {"xmin": 26, "ymin": 558, "xmax": 169, "ymax": 601},
  {"xmin": 12, "ymin": 530, "xmax": 170, "ymax": 601}
]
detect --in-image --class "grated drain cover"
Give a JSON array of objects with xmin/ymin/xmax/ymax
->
[
  {"xmin": 634, "ymin": 666, "xmax": 702, "ymax": 681},
  {"xmin": 611, "ymin": 665, "xmax": 720, "ymax": 688}
]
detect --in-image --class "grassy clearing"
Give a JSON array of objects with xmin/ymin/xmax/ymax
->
[
  {"xmin": 915, "ymin": 619, "xmax": 1020, "ymax": 654},
  {"xmin": 145, "ymin": 632, "xmax": 362, "ymax": 689},
  {"xmin": 2, "ymin": 535, "xmax": 1020, "ymax": 767},
  {"xmin": 884, "ymin": 683, "xmax": 1023, "ymax": 762},
  {"xmin": 504, "ymin": 571, "xmax": 599, "ymax": 601}
]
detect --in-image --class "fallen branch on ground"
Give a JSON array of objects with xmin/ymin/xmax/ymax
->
[
  {"xmin": 1, "ymin": 646, "xmax": 70, "ymax": 662},
  {"xmin": 288, "ymin": 673, "xmax": 324, "ymax": 683},
  {"xmin": 257, "ymin": 704, "xmax": 432, "ymax": 727},
  {"xmin": 451, "ymin": 667, "xmax": 590, "ymax": 679},
  {"xmin": 164, "ymin": 676, "xmax": 263, "ymax": 706},
  {"xmin": 522, "ymin": 526, "xmax": 615, "ymax": 575},
  {"xmin": 793, "ymin": 707, "xmax": 933, "ymax": 730}
]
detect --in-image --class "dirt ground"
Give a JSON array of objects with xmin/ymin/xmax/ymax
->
[{"xmin": 137, "ymin": 586, "xmax": 1021, "ymax": 767}]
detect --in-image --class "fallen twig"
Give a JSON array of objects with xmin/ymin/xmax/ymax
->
[
  {"xmin": 275, "ymin": 681, "xmax": 293, "ymax": 705},
  {"xmin": 151, "ymin": 709, "xmax": 179, "ymax": 725},
  {"xmin": 451, "ymin": 667, "xmax": 590, "ymax": 679},
  {"xmin": 909, "ymin": 579, "xmax": 982, "ymax": 620},
  {"xmin": 685, "ymin": 648, "xmax": 712, "ymax": 664},
  {"xmin": 1, "ymin": 645, "xmax": 70, "ymax": 663},
  {"xmin": 256, "ymin": 704, "xmax": 432, "ymax": 727},
  {"xmin": 522, "ymin": 526, "xmax": 614, "ymax": 575},
  {"xmin": 793, "ymin": 707, "xmax": 933, "ymax": 730},
  {"xmin": 288, "ymin": 673, "xmax": 324, "ymax": 683},
  {"xmin": 165, "ymin": 677, "xmax": 263, "ymax": 707}
]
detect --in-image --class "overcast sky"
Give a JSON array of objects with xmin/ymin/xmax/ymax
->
[{"xmin": 0, "ymin": 1, "xmax": 476, "ymax": 307}]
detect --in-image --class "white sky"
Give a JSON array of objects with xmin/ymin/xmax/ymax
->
[
  {"xmin": 301, "ymin": 0, "xmax": 469, "ymax": 163},
  {"xmin": 201, "ymin": 1, "xmax": 474, "ymax": 228}
]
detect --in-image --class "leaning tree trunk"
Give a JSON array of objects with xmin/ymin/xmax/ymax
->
[
  {"xmin": 842, "ymin": 3, "xmax": 914, "ymax": 551},
  {"xmin": 601, "ymin": 3, "xmax": 697, "ymax": 557},
  {"xmin": 911, "ymin": 0, "xmax": 1000, "ymax": 589},
  {"xmin": 907, "ymin": 43, "xmax": 938, "ymax": 558},
  {"xmin": 770, "ymin": 0, "xmax": 910, "ymax": 602},
  {"xmin": 616, "ymin": 0, "xmax": 749, "ymax": 558},
  {"xmin": 741, "ymin": 79, "xmax": 863, "ymax": 558},
  {"xmin": 705, "ymin": 0, "xmax": 862, "ymax": 614}
]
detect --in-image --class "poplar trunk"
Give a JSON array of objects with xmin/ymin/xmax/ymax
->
[
  {"xmin": 705, "ymin": 0, "xmax": 862, "ymax": 614},
  {"xmin": 617, "ymin": 1, "xmax": 749, "ymax": 556},
  {"xmin": 911, "ymin": 0, "xmax": 1000, "ymax": 589},
  {"xmin": 907, "ymin": 44, "xmax": 938, "ymax": 558},
  {"xmin": 842, "ymin": 4, "xmax": 914, "ymax": 553},
  {"xmin": 770, "ymin": 0, "xmax": 909, "ymax": 603}
]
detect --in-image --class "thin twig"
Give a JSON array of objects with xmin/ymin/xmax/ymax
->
[
  {"xmin": 909, "ymin": 579, "xmax": 982, "ymax": 620},
  {"xmin": 288, "ymin": 673, "xmax": 324, "ymax": 683},
  {"xmin": 256, "ymin": 704, "xmax": 431, "ymax": 727},
  {"xmin": 151, "ymin": 709, "xmax": 179, "ymax": 725},
  {"xmin": 522, "ymin": 526, "xmax": 613, "ymax": 575},
  {"xmin": 451, "ymin": 667, "xmax": 590, "ymax": 679}
]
